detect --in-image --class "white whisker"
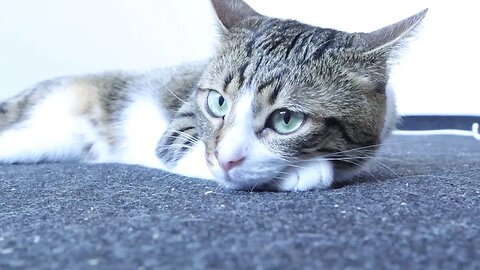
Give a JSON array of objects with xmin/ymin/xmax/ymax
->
[
  {"xmin": 165, "ymin": 130, "xmax": 199, "ymax": 143},
  {"xmin": 166, "ymin": 87, "xmax": 189, "ymax": 105}
]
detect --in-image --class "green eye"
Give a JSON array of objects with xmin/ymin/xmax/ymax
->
[
  {"xmin": 206, "ymin": 90, "xmax": 229, "ymax": 118},
  {"xmin": 268, "ymin": 109, "xmax": 305, "ymax": 134}
]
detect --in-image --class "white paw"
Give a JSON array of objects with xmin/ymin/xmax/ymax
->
[{"xmin": 273, "ymin": 160, "xmax": 334, "ymax": 192}]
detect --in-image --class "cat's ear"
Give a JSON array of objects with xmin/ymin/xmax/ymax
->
[
  {"xmin": 211, "ymin": 0, "xmax": 265, "ymax": 31},
  {"xmin": 358, "ymin": 9, "xmax": 428, "ymax": 55}
]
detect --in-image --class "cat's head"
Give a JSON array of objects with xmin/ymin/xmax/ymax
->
[{"xmin": 193, "ymin": 0, "xmax": 426, "ymax": 190}]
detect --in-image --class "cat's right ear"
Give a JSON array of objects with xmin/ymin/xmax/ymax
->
[
  {"xmin": 211, "ymin": 0, "xmax": 265, "ymax": 31},
  {"xmin": 358, "ymin": 9, "xmax": 428, "ymax": 55}
]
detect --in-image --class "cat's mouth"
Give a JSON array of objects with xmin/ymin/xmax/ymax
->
[
  {"xmin": 219, "ymin": 172, "xmax": 278, "ymax": 190},
  {"xmin": 208, "ymin": 159, "xmax": 290, "ymax": 190},
  {"xmin": 205, "ymin": 150, "xmax": 296, "ymax": 190}
]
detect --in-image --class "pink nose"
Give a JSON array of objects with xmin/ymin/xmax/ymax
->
[{"xmin": 215, "ymin": 151, "xmax": 245, "ymax": 172}]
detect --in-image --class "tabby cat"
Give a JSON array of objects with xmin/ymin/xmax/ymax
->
[{"xmin": 0, "ymin": 0, "xmax": 427, "ymax": 191}]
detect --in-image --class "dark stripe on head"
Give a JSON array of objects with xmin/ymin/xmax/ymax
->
[
  {"xmin": 224, "ymin": 73, "xmax": 234, "ymax": 93},
  {"xmin": 253, "ymin": 55, "xmax": 264, "ymax": 73},
  {"xmin": 312, "ymin": 31, "xmax": 337, "ymax": 60},
  {"xmin": 177, "ymin": 112, "xmax": 195, "ymax": 118},
  {"xmin": 246, "ymin": 30, "xmax": 262, "ymax": 57},
  {"xmin": 285, "ymin": 32, "xmax": 303, "ymax": 60},
  {"xmin": 257, "ymin": 37, "xmax": 272, "ymax": 52},
  {"xmin": 294, "ymin": 32, "xmax": 314, "ymax": 57},
  {"xmin": 269, "ymin": 81, "xmax": 283, "ymax": 104},
  {"xmin": 265, "ymin": 38, "xmax": 283, "ymax": 55},
  {"xmin": 238, "ymin": 62, "xmax": 249, "ymax": 87},
  {"xmin": 257, "ymin": 77, "xmax": 275, "ymax": 94},
  {"xmin": 295, "ymin": 33, "xmax": 314, "ymax": 53}
]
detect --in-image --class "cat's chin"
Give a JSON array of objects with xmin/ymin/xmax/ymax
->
[
  {"xmin": 215, "ymin": 172, "xmax": 275, "ymax": 191},
  {"xmin": 206, "ymin": 159, "xmax": 288, "ymax": 191}
]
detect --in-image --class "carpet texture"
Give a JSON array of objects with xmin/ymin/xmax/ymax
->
[{"xmin": 1, "ymin": 135, "xmax": 479, "ymax": 269}]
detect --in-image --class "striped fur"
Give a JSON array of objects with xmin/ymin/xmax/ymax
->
[{"xmin": 0, "ymin": 0, "xmax": 427, "ymax": 191}]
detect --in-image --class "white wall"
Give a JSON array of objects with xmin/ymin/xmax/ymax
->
[{"xmin": 0, "ymin": 0, "xmax": 478, "ymax": 116}]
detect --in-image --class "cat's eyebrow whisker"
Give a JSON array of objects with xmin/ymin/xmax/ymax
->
[{"xmin": 166, "ymin": 86, "xmax": 190, "ymax": 105}]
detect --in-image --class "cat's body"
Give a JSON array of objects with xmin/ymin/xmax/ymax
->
[
  {"xmin": 0, "ymin": 63, "xmax": 214, "ymax": 179},
  {"xmin": 0, "ymin": 0, "xmax": 426, "ymax": 191}
]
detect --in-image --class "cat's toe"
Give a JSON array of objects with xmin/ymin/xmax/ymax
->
[
  {"xmin": 285, "ymin": 160, "xmax": 335, "ymax": 192},
  {"xmin": 293, "ymin": 176, "xmax": 325, "ymax": 191},
  {"xmin": 277, "ymin": 174, "xmax": 300, "ymax": 192}
]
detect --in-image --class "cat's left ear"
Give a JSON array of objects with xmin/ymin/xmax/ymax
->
[
  {"xmin": 211, "ymin": 0, "xmax": 265, "ymax": 31},
  {"xmin": 358, "ymin": 9, "xmax": 428, "ymax": 55}
]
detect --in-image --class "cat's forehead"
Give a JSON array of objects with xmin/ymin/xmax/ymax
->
[
  {"xmin": 215, "ymin": 18, "xmax": 359, "ymax": 91},
  {"xmin": 226, "ymin": 18, "xmax": 354, "ymax": 66}
]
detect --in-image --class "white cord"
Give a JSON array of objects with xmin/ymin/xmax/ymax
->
[{"xmin": 393, "ymin": 123, "xmax": 480, "ymax": 141}]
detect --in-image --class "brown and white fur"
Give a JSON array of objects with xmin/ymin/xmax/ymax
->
[{"xmin": 0, "ymin": 0, "xmax": 427, "ymax": 191}]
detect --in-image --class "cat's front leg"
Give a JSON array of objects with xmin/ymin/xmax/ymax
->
[
  {"xmin": 270, "ymin": 160, "xmax": 335, "ymax": 192},
  {"xmin": 155, "ymin": 102, "xmax": 214, "ymax": 180}
]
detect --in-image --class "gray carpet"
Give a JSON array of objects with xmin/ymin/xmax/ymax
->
[{"xmin": 1, "ymin": 135, "xmax": 479, "ymax": 269}]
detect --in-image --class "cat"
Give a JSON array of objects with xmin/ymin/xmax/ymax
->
[{"xmin": 0, "ymin": 0, "xmax": 427, "ymax": 191}]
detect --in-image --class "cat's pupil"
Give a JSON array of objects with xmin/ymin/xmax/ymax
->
[
  {"xmin": 218, "ymin": 96, "xmax": 225, "ymax": 107},
  {"xmin": 282, "ymin": 111, "xmax": 291, "ymax": 124}
]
